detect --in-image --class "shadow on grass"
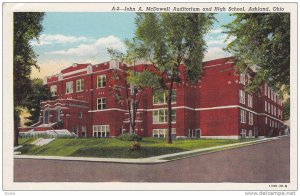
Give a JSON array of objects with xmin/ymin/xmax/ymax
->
[{"xmin": 70, "ymin": 146, "xmax": 186, "ymax": 159}]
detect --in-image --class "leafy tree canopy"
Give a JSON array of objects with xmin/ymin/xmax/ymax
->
[
  {"xmin": 130, "ymin": 13, "xmax": 215, "ymax": 143},
  {"xmin": 14, "ymin": 12, "xmax": 45, "ymax": 145},
  {"xmin": 224, "ymin": 13, "xmax": 290, "ymax": 95},
  {"xmin": 132, "ymin": 13, "xmax": 215, "ymax": 84},
  {"xmin": 24, "ymin": 78, "xmax": 52, "ymax": 126}
]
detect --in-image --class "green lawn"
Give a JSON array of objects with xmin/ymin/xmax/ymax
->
[{"xmin": 18, "ymin": 137, "xmax": 256, "ymax": 159}]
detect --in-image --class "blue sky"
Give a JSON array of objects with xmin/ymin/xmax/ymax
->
[{"xmin": 31, "ymin": 13, "xmax": 235, "ymax": 78}]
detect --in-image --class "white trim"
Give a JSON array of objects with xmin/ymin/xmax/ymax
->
[
  {"xmin": 63, "ymin": 68, "xmax": 87, "ymax": 77},
  {"xmin": 200, "ymin": 135, "xmax": 240, "ymax": 139},
  {"xmin": 123, "ymin": 120, "xmax": 142, "ymax": 123},
  {"xmin": 203, "ymin": 63, "xmax": 222, "ymax": 68},
  {"xmin": 69, "ymin": 104, "xmax": 89, "ymax": 109},
  {"xmin": 46, "ymin": 67, "xmax": 124, "ymax": 85},
  {"xmin": 88, "ymin": 108, "xmax": 127, "ymax": 112},
  {"xmin": 41, "ymin": 99, "xmax": 88, "ymax": 104},
  {"xmin": 196, "ymin": 105, "xmax": 238, "ymax": 111}
]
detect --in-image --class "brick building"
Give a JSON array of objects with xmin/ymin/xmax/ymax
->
[{"xmin": 21, "ymin": 57, "xmax": 284, "ymax": 139}]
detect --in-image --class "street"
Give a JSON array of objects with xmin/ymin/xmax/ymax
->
[{"xmin": 14, "ymin": 137, "xmax": 290, "ymax": 183}]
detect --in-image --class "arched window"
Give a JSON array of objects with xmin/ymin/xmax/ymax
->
[
  {"xmin": 56, "ymin": 107, "xmax": 61, "ymax": 122},
  {"xmin": 43, "ymin": 109, "xmax": 50, "ymax": 124}
]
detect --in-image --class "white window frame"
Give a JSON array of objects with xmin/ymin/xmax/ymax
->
[
  {"xmin": 240, "ymin": 129, "xmax": 247, "ymax": 139},
  {"xmin": 248, "ymin": 94, "xmax": 253, "ymax": 108},
  {"xmin": 248, "ymin": 130, "xmax": 254, "ymax": 138},
  {"xmin": 153, "ymin": 128, "xmax": 176, "ymax": 138},
  {"xmin": 50, "ymin": 85, "xmax": 57, "ymax": 96},
  {"xmin": 97, "ymin": 74, "xmax": 106, "ymax": 88},
  {"xmin": 66, "ymin": 81, "xmax": 73, "ymax": 94},
  {"xmin": 265, "ymin": 117, "xmax": 268, "ymax": 125},
  {"xmin": 97, "ymin": 98, "xmax": 106, "ymax": 110},
  {"xmin": 249, "ymin": 112, "xmax": 253, "ymax": 125},
  {"xmin": 271, "ymin": 104, "xmax": 273, "ymax": 115},
  {"xmin": 240, "ymin": 109, "xmax": 246, "ymax": 124},
  {"xmin": 240, "ymin": 73, "xmax": 246, "ymax": 85},
  {"xmin": 239, "ymin": 90, "xmax": 246, "ymax": 104},
  {"xmin": 93, "ymin": 125, "xmax": 110, "ymax": 138},
  {"xmin": 81, "ymin": 126, "xmax": 87, "ymax": 137},
  {"xmin": 153, "ymin": 109, "xmax": 176, "ymax": 124},
  {"xmin": 76, "ymin": 79, "xmax": 84, "ymax": 92},
  {"xmin": 264, "ymin": 84, "xmax": 268, "ymax": 96},
  {"xmin": 265, "ymin": 101, "xmax": 267, "ymax": 112},
  {"xmin": 153, "ymin": 90, "xmax": 176, "ymax": 105}
]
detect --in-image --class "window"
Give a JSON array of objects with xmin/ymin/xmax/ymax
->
[
  {"xmin": 240, "ymin": 109, "xmax": 246, "ymax": 123},
  {"xmin": 71, "ymin": 126, "xmax": 78, "ymax": 134},
  {"xmin": 78, "ymin": 112, "xmax": 83, "ymax": 118},
  {"xmin": 249, "ymin": 112, "xmax": 253, "ymax": 125},
  {"xmin": 270, "ymin": 90, "xmax": 273, "ymax": 101},
  {"xmin": 274, "ymin": 94, "xmax": 277, "ymax": 103},
  {"xmin": 153, "ymin": 90, "xmax": 176, "ymax": 104},
  {"xmin": 56, "ymin": 108, "xmax": 61, "ymax": 122},
  {"xmin": 153, "ymin": 128, "xmax": 176, "ymax": 138},
  {"xmin": 240, "ymin": 73, "xmax": 246, "ymax": 85},
  {"xmin": 265, "ymin": 101, "xmax": 267, "ymax": 112},
  {"xmin": 66, "ymin": 81, "xmax": 73, "ymax": 94},
  {"xmin": 153, "ymin": 109, "xmax": 176, "ymax": 124},
  {"xmin": 268, "ymin": 103, "xmax": 270, "ymax": 113},
  {"xmin": 81, "ymin": 126, "xmax": 86, "ymax": 137},
  {"xmin": 76, "ymin": 79, "xmax": 84, "ymax": 92},
  {"xmin": 93, "ymin": 125, "xmax": 109, "ymax": 138},
  {"xmin": 274, "ymin": 106, "xmax": 277, "ymax": 116},
  {"xmin": 130, "ymin": 83, "xmax": 136, "ymax": 95},
  {"xmin": 50, "ymin": 85, "xmax": 57, "ymax": 96},
  {"xmin": 264, "ymin": 84, "xmax": 267, "ymax": 96},
  {"xmin": 97, "ymin": 75, "xmax": 106, "ymax": 88},
  {"xmin": 270, "ymin": 120, "xmax": 273, "ymax": 127},
  {"xmin": 265, "ymin": 117, "xmax": 268, "ymax": 124},
  {"xmin": 268, "ymin": 87, "xmax": 270, "ymax": 98},
  {"xmin": 240, "ymin": 129, "xmax": 247, "ymax": 139},
  {"xmin": 248, "ymin": 95, "xmax": 253, "ymax": 108},
  {"xmin": 271, "ymin": 104, "xmax": 273, "ymax": 115},
  {"xmin": 239, "ymin": 90, "xmax": 245, "ymax": 104},
  {"xmin": 248, "ymin": 130, "xmax": 254, "ymax": 138},
  {"xmin": 97, "ymin": 98, "xmax": 106, "ymax": 110}
]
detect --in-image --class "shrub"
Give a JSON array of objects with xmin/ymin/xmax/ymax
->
[
  {"xmin": 129, "ymin": 141, "xmax": 141, "ymax": 151},
  {"xmin": 117, "ymin": 133, "xmax": 143, "ymax": 141}
]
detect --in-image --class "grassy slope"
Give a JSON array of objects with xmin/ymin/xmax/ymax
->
[{"xmin": 18, "ymin": 138, "xmax": 255, "ymax": 158}]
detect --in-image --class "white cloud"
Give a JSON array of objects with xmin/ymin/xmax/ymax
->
[
  {"xmin": 46, "ymin": 35, "xmax": 126, "ymax": 58},
  {"xmin": 204, "ymin": 47, "xmax": 231, "ymax": 61},
  {"xmin": 30, "ymin": 34, "xmax": 93, "ymax": 46},
  {"xmin": 209, "ymin": 28, "xmax": 224, "ymax": 34}
]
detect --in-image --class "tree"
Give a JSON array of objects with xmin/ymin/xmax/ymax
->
[
  {"xmin": 14, "ymin": 12, "xmax": 45, "ymax": 146},
  {"xmin": 107, "ymin": 47, "xmax": 161, "ymax": 134},
  {"xmin": 224, "ymin": 13, "xmax": 290, "ymax": 95},
  {"xmin": 283, "ymin": 98, "xmax": 290, "ymax": 121},
  {"xmin": 24, "ymin": 78, "xmax": 52, "ymax": 126},
  {"xmin": 131, "ymin": 13, "xmax": 215, "ymax": 143}
]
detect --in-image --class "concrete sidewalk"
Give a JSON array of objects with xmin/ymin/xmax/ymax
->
[{"xmin": 14, "ymin": 136, "xmax": 287, "ymax": 164}]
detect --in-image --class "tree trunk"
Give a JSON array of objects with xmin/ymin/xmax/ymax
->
[
  {"xmin": 14, "ymin": 110, "xmax": 20, "ymax": 146},
  {"xmin": 166, "ymin": 77, "xmax": 175, "ymax": 144}
]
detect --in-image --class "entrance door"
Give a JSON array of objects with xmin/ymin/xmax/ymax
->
[
  {"xmin": 249, "ymin": 130, "xmax": 253, "ymax": 138},
  {"xmin": 195, "ymin": 129, "xmax": 201, "ymax": 139},
  {"xmin": 44, "ymin": 109, "xmax": 50, "ymax": 124}
]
